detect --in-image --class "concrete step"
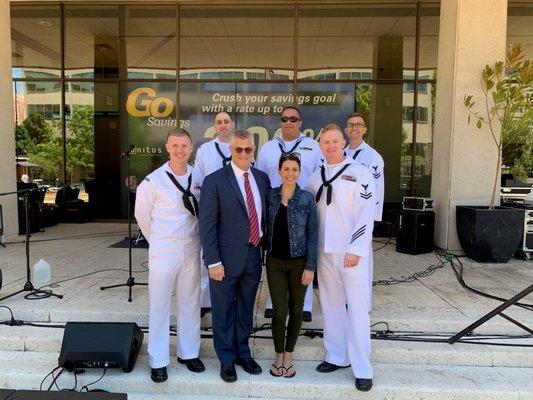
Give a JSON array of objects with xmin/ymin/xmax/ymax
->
[
  {"xmin": 0, "ymin": 351, "xmax": 530, "ymax": 400},
  {"xmin": 0, "ymin": 324, "xmax": 531, "ymax": 369}
]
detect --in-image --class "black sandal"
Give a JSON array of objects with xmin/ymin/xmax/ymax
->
[
  {"xmin": 283, "ymin": 364, "xmax": 296, "ymax": 378},
  {"xmin": 270, "ymin": 363, "xmax": 284, "ymax": 377}
]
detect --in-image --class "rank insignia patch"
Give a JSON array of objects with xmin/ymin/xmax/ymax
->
[
  {"xmin": 372, "ymin": 165, "xmax": 381, "ymax": 179},
  {"xmin": 360, "ymin": 184, "xmax": 372, "ymax": 199}
]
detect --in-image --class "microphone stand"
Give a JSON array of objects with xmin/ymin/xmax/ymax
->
[
  {"xmin": 0, "ymin": 188, "xmax": 63, "ymax": 302},
  {"xmin": 100, "ymin": 145, "xmax": 147, "ymax": 302}
]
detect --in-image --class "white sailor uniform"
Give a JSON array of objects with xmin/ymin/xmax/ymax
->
[
  {"xmin": 257, "ymin": 134, "xmax": 322, "ymax": 313},
  {"xmin": 135, "ymin": 162, "xmax": 201, "ymax": 369},
  {"xmin": 193, "ymin": 137, "xmax": 231, "ymax": 308},
  {"xmin": 307, "ymin": 158, "xmax": 375, "ymax": 380},
  {"xmin": 344, "ymin": 141, "xmax": 385, "ymax": 309}
]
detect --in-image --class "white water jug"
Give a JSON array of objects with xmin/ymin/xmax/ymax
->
[{"xmin": 33, "ymin": 259, "xmax": 51, "ymax": 283}]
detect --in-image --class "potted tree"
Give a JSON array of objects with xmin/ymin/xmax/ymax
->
[{"xmin": 458, "ymin": 43, "xmax": 533, "ymax": 263}]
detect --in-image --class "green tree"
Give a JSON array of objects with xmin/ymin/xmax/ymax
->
[
  {"xmin": 464, "ymin": 43, "xmax": 533, "ymax": 208},
  {"xmin": 27, "ymin": 137, "xmax": 63, "ymax": 181},
  {"xmin": 14, "ymin": 123, "xmax": 35, "ymax": 156},
  {"xmin": 21, "ymin": 112, "xmax": 53, "ymax": 143},
  {"xmin": 67, "ymin": 105, "xmax": 94, "ymax": 180}
]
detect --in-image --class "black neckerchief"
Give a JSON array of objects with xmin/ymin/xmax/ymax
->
[
  {"xmin": 315, "ymin": 163, "xmax": 351, "ymax": 206},
  {"xmin": 165, "ymin": 171, "xmax": 199, "ymax": 218},
  {"xmin": 278, "ymin": 138, "xmax": 303, "ymax": 155},
  {"xmin": 214, "ymin": 142, "xmax": 231, "ymax": 167},
  {"xmin": 352, "ymin": 149, "xmax": 362, "ymax": 160}
]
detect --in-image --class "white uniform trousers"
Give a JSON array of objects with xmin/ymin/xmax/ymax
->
[
  {"xmin": 199, "ymin": 249, "xmax": 211, "ymax": 308},
  {"xmin": 148, "ymin": 246, "xmax": 201, "ymax": 369},
  {"xmin": 266, "ymin": 283, "xmax": 313, "ymax": 312},
  {"xmin": 368, "ymin": 248, "xmax": 374, "ymax": 312},
  {"xmin": 318, "ymin": 251, "xmax": 373, "ymax": 379}
]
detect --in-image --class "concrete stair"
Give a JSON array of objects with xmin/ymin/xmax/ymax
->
[{"xmin": 0, "ymin": 324, "xmax": 531, "ymax": 399}]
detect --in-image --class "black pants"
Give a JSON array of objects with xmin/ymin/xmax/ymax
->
[{"xmin": 266, "ymin": 256, "xmax": 308, "ymax": 353}]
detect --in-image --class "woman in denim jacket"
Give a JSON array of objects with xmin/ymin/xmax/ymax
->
[{"xmin": 266, "ymin": 153, "xmax": 318, "ymax": 378}]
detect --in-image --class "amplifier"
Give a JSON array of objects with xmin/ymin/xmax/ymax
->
[
  {"xmin": 402, "ymin": 197, "xmax": 434, "ymax": 211},
  {"xmin": 396, "ymin": 210, "xmax": 435, "ymax": 255},
  {"xmin": 58, "ymin": 322, "xmax": 143, "ymax": 373},
  {"xmin": 2, "ymin": 390, "xmax": 126, "ymax": 399}
]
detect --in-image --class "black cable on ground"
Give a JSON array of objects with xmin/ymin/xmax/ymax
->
[
  {"xmin": 435, "ymin": 248, "xmax": 533, "ymax": 311},
  {"xmin": 2, "ymin": 231, "xmax": 129, "ymax": 245},
  {"xmin": 80, "ymin": 367, "xmax": 108, "ymax": 392}
]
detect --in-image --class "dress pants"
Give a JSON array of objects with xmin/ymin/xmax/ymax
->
[
  {"xmin": 266, "ymin": 283, "xmax": 313, "ymax": 312},
  {"xmin": 317, "ymin": 251, "xmax": 373, "ymax": 379},
  {"xmin": 148, "ymin": 243, "xmax": 201, "ymax": 369},
  {"xmin": 209, "ymin": 246, "xmax": 262, "ymax": 365},
  {"xmin": 368, "ymin": 249, "xmax": 374, "ymax": 312}
]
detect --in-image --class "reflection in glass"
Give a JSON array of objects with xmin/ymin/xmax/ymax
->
[
  {"xmin": 298, "ymin": 4, "xmax": 416, "ymax": 80},
  {"xmin": 64, "ymin": 5, "xmax": 120, "ymax": 79},
  {"xmin": 180, "ymin": 5, "xmax": 294, "ymax": 80},
  {"xmin": 11, "ymin": 5, "xmax": 61, "ymax": 75},
  {"xmin": 126, "ymin": 5, "xmax": 177, "ymax": 78},
  {"xmin": 419, "ymin": 4, "xmax": 440, "ymax": 79}
]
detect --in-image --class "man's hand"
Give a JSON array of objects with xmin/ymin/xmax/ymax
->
[
  {"xmin": 301, "ymin": 269, "xmax": 314, "ymax": 286},
  {"xmin": 209, "ymin": 265, "xmax": 225, "ymax": 281},
  {"xmin": 344, "ymin": 253, "xmax": 361, "ymax": 268}
]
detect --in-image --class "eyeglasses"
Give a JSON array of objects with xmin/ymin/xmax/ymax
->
[
  {"xmin": 233, "ymin": 147, "xmax": 254, "ymax": 154},
  {"xmin": 281, "ymin": 116, "xmax": 300, "ymax": 123},
  {"xmin": 346, "ymin": 122, "xmax": 366, "ymax": 129}
]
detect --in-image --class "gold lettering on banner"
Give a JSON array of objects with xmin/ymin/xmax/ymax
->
[{"xmin": 126, "ymin": 87, "xmax": 174, "ymax": 118}]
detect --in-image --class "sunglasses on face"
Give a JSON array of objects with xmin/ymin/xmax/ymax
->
[
  {"xmin": 233, "ymin": 147, "xmax": 254, "ymax": 154},
  {"xmin": 281, "ymin": 116, "xmax": 300, "ymax": 123},
  {"xmin": 346, "ymin": 122, "xmax": 366, "ymax": 129}
]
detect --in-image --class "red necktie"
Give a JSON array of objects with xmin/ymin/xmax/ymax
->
[{"xmin": 244, "ymin": 172, "xmax": 260, "ymax": 247}]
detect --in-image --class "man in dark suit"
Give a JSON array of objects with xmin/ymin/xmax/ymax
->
[{"xmin": 199, "ymin": 129, "xmax": 270, "ymax": 383}]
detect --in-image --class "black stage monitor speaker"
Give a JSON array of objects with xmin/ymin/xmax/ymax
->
[
  {"xmin": 0, "ymin": 390, "xmax": 16, "ymax": 400},
  {"xmin": 7, "ymin": 391, "xmax": 126, "ymax": 399},
  {"xmin": 58, "ymin": 322, "xmax": 143, "ymax": 373},
  {"xmin": 396, "ymin": 210, "xmax": 435, "ymax": 255}
]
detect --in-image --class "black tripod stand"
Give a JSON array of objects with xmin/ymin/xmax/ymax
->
[
  {"xmin": 0, "ymin": 188, "xmax": 63, "ymax": 302},
  {"xmin": 100, "ymin": 145, "xmax": 147, "ymax": 302}
]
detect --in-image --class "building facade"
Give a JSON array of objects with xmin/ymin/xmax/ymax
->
[{"xmin": 0, "ymin": 0, "xmax": 531, "ymax": 250}]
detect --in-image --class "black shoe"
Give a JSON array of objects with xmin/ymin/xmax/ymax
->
[
  {"xmin": 302, "ymin": 311, "xmax": 312, "ymax": 322},
  {"xmin": 355, "ymin": 378, "xmax": 373, "ymax": 392},
  {"xmin": 201, "ymin": 307, "xmax": 211, "ymax": 317},
  {"xmin": 235, "ymin": 357, "xmax": 262, "ymax": 375},
  {"xmin": 220, "ymin": 363, "xmax": 237, "ymax": 382},
  {"xmin": 264, "ymin": 308, "xmax": 273, "ymax": 318},
  {"xmin": 150, "ymin": 367, "xmax": 167, "ymax": 383},
  {"xmin": 316, "ymin": 361, "xmax": 349, "ymax": 373},
  {"xmin": 178, "ymin": 357, "xmax": 205, "ymax": 373}
]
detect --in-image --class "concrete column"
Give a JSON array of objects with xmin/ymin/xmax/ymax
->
[
  {"xmin": 431, "ymin": 0, "xmax": 508, "ymax": 250},
  {"xmin": 0, "ymin": 0, "xmax": 17, "ymax": 238}
]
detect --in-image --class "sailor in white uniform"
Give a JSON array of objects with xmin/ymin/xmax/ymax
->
[
  {"xmin": 344, "ymin": 112, "xmax": 385, "ymax": 310},
  {"xmin": 135, "ymin": 128, "xmax": 205, "ymax": 383},
  {"xmin": 256, "ymin": 106, "xmax": 322, "ymax": 321},
  {"xmin": 307, "ymin": 124, "xmax": 375, "ymax": 392},
  {"xmin": 193, "ymin": 112, "xmax": 234, "ymax": 315}
]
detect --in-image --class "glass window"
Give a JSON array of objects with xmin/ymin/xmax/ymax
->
[
  {"xmin": 64, "ymin": 5, "xmax": 120, "ymax": 79},
  {"xmin": 179, "ymin": 5, "xmax": 294, "ymax": 80},
  {"xmin": 14, "ymin": 81, "xmax": 64, "ymax": 195},
  {"xmin": 298, "ymin": 4, "xmax": 417, "ymax": 80},
  {"xmin": 419, "ymin": 3, "xmax": 439, "ymax": 79},
  {"xmin": 125, "ymin": 5, "xmax": 177, "ymax": 79},
  {"xmin": 11, "ymin": 5, "xmax": 61, "ymax": 76}
]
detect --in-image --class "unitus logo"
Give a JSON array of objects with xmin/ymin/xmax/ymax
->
[{"xmin": 126, "ymin": 87, "xmax": 174, "ymax": 118}]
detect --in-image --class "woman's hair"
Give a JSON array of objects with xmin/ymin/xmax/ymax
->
[{"xmin": 278, "ymin": 153, "xmax": 301, "ymax": 170}]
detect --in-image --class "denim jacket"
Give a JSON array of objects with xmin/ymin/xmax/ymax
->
[{"xmin": 267, "ymin": 184, "xmax": 318, "ymax": 271}]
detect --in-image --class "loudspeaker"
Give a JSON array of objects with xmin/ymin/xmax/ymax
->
[
  {"xmin": 396, "ymin": 210, "xmax": 435, "ymax": 255},
  {"xmin": 58, "ymin": 322, "xmax": 143, "ymax": 373},
  {"xmin": 6, "ymin": 391, "xmax": 126, "ymax": 399}
]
